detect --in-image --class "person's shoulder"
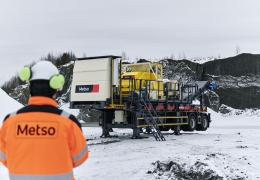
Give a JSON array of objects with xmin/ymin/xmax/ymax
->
[
  {"xmin": 60, "ymin": 110, "xmax": 82, "ymax": 130},
  {"xmin": 17, "ymin": 105, "xmax": 62, "ymax": 115},
  {"xmin": 3, "ymin": 114, "xmax": 11, "ymax": 122},
  {"xmin": 3, "ymin": 106, "xmax": 26, "ymax": 123}
]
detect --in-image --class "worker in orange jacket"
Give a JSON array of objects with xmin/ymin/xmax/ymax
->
[{"xmin": 0, "ymin": 61, "xmax": 88, "ymax": 180}]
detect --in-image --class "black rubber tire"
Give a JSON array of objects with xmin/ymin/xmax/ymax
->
[
  {"xmin": 144, "ymin": 127, "xmax": 152, "ymax": 134},
  {"xmin": 197, "ymin": 115, "xmax": 208, "ymax": 131},
  {"xmin": 182, "ymin": 115, "xmax": 197, "ymax": 131}
]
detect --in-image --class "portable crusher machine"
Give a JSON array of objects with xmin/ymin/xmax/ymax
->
[{"xmin": 70, "ymin": 55, "xmax": 215, "ymax": 141}]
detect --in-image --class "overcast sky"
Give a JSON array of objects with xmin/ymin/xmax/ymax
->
[{"xmin": 1, "ymin": 0, "xmax": 260, "ymax": 84}]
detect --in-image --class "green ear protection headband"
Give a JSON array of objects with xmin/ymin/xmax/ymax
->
[{"xmin": 19, "ymin": 66, "xmax": 65, "ymax": 90}]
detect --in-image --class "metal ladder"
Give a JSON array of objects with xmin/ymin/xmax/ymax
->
[{"xmin": 139, "ymin": 98, "xmax": 166, "ymax": 141}]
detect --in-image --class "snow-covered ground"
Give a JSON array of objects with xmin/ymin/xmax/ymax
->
[
  {"xmin": 1, "ymin": 91, "xmax": 260, "ymax": 179},
  {"xmin": 71, "ymin": 110, "xmax": 260, "ymax": 180},
  {"xmin": 0, "ymin": 89, "xmax": 23, "ymax": 178},
  {"xmin": 0, "ymin": 89, "xmax": 23, "ymax": 122}
]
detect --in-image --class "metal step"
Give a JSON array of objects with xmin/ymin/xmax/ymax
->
[{"xmin": 139, "ymin": 98, "xmax": 166, "ymax": 141}]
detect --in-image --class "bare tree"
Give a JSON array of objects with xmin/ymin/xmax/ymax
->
[
  {"xmin": 82, "ymin": 53, "xmax": 87, "ymax": 57},
  {"xmin": 178, "ymin": 53, "xmax": 182, "ymax": 60},
  {"xmin": 235, "ymin": 45, "xmax": 241, "ymax": 55},
  {"xmin": 170, "ymin": 53, "xmax": 175, "ymax": 60},
  {"xmin": 121, "ymin": 51, "xmax": 127, "ymax": 61},
  {"xmin": 182, "ymin": 52, "xmax": 186, "ymax": 59}
]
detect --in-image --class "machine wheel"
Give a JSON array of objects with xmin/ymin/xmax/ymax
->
[
  {"xmin": 197, "ymin": 115, "xmax": 208, "ymax": 131},
  {"xmin": 182, "ymin": 115, "xmax": 197, "ymax": 131},
  {"xmin": 143, "ymin": 127, "xmax": 152, "ymax": 134}
]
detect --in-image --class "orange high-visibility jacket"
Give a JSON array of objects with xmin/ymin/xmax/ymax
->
[{"xmin": 0, "ymin": 96, "xmax": 89, "ymax": 180}]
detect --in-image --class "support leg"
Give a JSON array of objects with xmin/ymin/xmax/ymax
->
[
  {"xmin": 101, "ymin": 111, "xmax": 111, "ymax": 138},
  {"xmin": 173, "ymin": 125, "xmax": 181, "ymax": 135},
  {"xmin": 174, "ymin": 113, "xmax": 181, "ymax": 135},
  {"xmin": 132, "ymin": 128, "xmax": 142, "ymax": 139}
]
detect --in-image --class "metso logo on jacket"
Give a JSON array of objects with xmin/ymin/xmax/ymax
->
[{"xmin": 0, "ymin": 96, "xmax": 89, "ymax": 180}]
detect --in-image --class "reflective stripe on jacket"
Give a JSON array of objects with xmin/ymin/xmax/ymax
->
[{"xmin": 0, "ymin": 96, "xmax": 88, "ymax": 180}]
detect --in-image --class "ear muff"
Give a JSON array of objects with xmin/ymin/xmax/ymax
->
[
  {"xmin": 49, "ymin": 74, "xmax": 65, "ymax": 90},
  {"xmin": 19, "ymin": 66, "xmax": 65, "ymax": 90},
  {"xmin": 19, "ymin": 66, "xmax": 32, "ymax": 82}
]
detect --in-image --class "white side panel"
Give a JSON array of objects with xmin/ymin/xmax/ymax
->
[
  {"xmin": 71, "ymin": 58, "xmax": 111, "ymax": 102},
  {"xmin": 71, "ymin": 80, "xmax": 110, "ymax": 101},
  {"xmin": 73, "ymin": 71, "xmax": 108, "ymax": 82},
  {"xmin": 113, "ymin": 59, "xmax": 119, "ymax": 86},
  {"xmin": 114, "ymin": 111, "xmax": 125, "ymax": 123},
  {"xmin": 74, "ymin": 58, "xmax": 110, "ymax": 72}
]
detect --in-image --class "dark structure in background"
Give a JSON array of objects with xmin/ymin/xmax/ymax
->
[
  {"xmin": 162, "ymin": 53, "xmax": 260, "ymax": 109},
  {"xmin": 2, "ymin": 53, "xmax": 260, "ymax": 122}
]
